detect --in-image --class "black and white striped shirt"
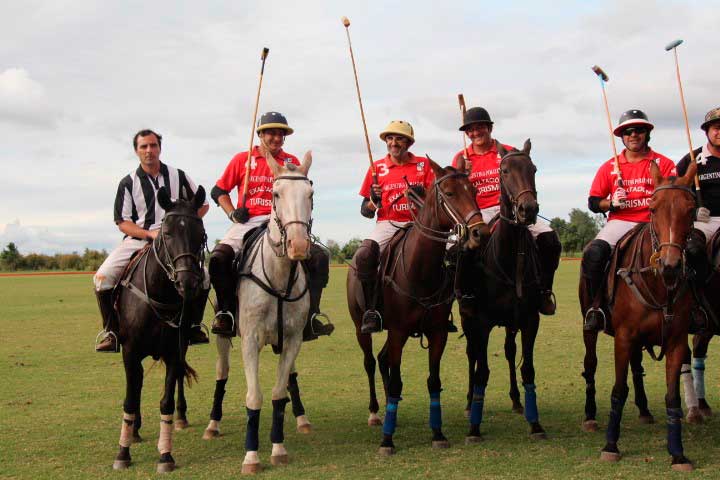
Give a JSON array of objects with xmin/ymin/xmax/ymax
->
[{"xmin": 113, "ymin": 163, "xmax": 205, "ymax": 231}]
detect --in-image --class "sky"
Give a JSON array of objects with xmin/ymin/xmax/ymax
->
[{"xmin": 1, "ymin": 0, "xmax": 718, "ymax": 254}]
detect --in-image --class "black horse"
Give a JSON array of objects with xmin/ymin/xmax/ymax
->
[
  {"xmin": 459, "ymin": 140, "xmax": 550, "ymax": 441},
  {"xmin": 109, "ymin": 186, "xmax": 208, "ymax": 473}
]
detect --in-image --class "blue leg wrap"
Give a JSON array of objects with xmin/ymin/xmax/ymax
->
[
  {"xmin": 383, "ymin": 397, "xmax": 400, "ymax": 436},
  {"xmin": 245, "ymin": 408, "xmax": 260, "ymax": 451},
  {"xmin": 693, "ymin": 357, "xmax": 706, "ymax": 399},
  {"xmin": 270, "ymin": 398, "xmax": 289, "ymax": 444},
  {"xmin": 470, "ymin": 385, "xmax": 486, "ymax": 426},
  {"xmin": 523, "ymin": 383, "xmax": 539, "ymax": 424},
  {"xmin": 429, "ymin": 392, "xmax": 442, "ymax": 430},
  {"xmin": 606, "ymin": 395, "xmax": 626, "ymax": 444},
  {"xmin": 667, "ymin": 407, "xmax": 684, "ymax": 456}
]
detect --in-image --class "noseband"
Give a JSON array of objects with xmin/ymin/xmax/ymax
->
[
  {"xmin": 498, "ymin": 151, "xmax": 538, "ymax": 225},
  {"xmin": 267, "ymin": 175, "xmax": 313, "ymax": 257},
  {"xmin": 154, "ymin": 211, "xmax": 207, "ymax": 283}
]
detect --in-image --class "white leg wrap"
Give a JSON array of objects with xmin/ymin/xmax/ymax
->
[
  {"xmin": 271, "ymin": 443, "xmax": 287, "ymax": 457},
  {"xmin": 119, "ymin": 413, "xmax": 135, "ymax": 448},
  {"xmin": 243, "ymin": 450, "xmax": 260, "ymax": 465},
  {"xmin": 207, "ymin": 419, "xmax": 220, "ymax": 432},
  {"xmin": 157, "ymin": 414, "xmax": 173, "ymax": 454},
  {"xmin": 681, "ymin": 363, "xmax": 698, "ymax": 408},
  {"xmin": 693, "ymin": 357, "xmax": 707, "ymax": 399}
]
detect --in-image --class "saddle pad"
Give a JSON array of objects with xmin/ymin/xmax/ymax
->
[
  {"xmin": 233, "ymin": 221, "xmax": 269, "ymax": 274},
  {"xmin": 606, "ymin": 223, "xmax": 648, "ymax": 306}
]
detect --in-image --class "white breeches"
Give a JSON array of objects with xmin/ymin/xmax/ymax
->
[
  {"xmin": 219, "ymin": 215, "xmax": 271, "ymax": 253},
  {"xmin": 595, "ymin": 219, "xmax": 641, "ymax": 249},
  {"xmin": 367, "ymin": 220, "xmax": 411, "ymax": 253}
]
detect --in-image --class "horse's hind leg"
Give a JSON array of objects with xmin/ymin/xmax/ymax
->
[
  {"xmin": 427, "ymin": 330, "xmax": 449, "ymax": 448},
  {"xmin": 156, "ymin": 358, "xmax": 181, "ymax": 473},
  {"xmin": 377, "ymin": 340, "xmax": 390, "ymax": 406},
  {"xmin": 520, "ymin": 315, "xmax": 546, "ymax": 439},
  {"xmin": 681, "ymin": 346, "xmax": 702, "ymax": 424},
  {"xmin": 467, "ymin": 324, "xmax": 491, "ymax": 443},
  {"xmin": 666, "ymin": 340, "xmax": 693, "ymax": 471},
  {"xmin": 504, "ymin": 328, "xmax": 524, "ymax": 414},
  {"xmin": 378, "ymin": 331, "xmax": 408, "ymax": 456},
  {"xmin": 693, "ymin": 332, "xmax": 713, "ymax": 417},
  {"xmin": 582, "ymin": 329, "xmax": 600, "ymax": 432},
  {"xmin": 464, "ymin": 329, "xmax": 476, "ymax": 417},
  {"xmin": 175, "ymin": 377, "xmax": 188, "ymax": 430},
  {"xmin": 269, "ymin": 337, "xmax": 303, "ymax": 467},
  {"xmin": 241, "ymin": 334, "xmax": 263, "ymax": 474},
  {"xmin": 356, "ymin": 329, "xmax": 381, "ymax": 426},
  {"xmin": 114, "ymin": 353, "xmax": 143, "ymax": 470},
  {"xmin": 630, "ymin": 346, "xmax": 654, "ymax": 423},
  {"xmin": 288, "ymin": 366, "xmax": 312, "ymax": 433},
  {"xmin": 600, "ymin": 333, "xmax": 631, "ymax": 462},
  {"xmin": 204, "ymin": 335, "xmax": 231, "ymax": 440}
]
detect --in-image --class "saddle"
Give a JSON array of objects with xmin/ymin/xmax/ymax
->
[
  {"xmin": 233, "ymin": 222, "xmax": 269, "ymax": 274},
  {"xmin": 606, "ymin": 223, "xmax": 648, "ymax": 306},
  {"xmin": 113, "ymin": 242, "xmax": 152, "ymax": 307}
]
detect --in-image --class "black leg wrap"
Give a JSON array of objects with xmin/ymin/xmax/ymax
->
[
  {"xmin": 270, "ymin": 398, "xmax": 290, "ymax": 444},
  {"xmin": 287, "ymin": 373, "xmax": 305, "ymax": 417},
  {"xmin": 245, "ymin": 408, "xmax": 260, "ymax": 451},
  {"xmin": 606, "ymin": 392, "xmax": 628, "ymax": 444},
  {"xmin": 667, "ymin": 407, "xmax": 684, "ymax": 456},
  {"xmin": 210, "ymin": 378, "xmax": 228, "ymax": 421}
]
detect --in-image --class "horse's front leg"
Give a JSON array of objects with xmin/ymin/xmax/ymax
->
[
  {"xmin": 427, "ymin": 329, "xmax": 449, "ymax": 448},
  {"xmin": 666, "ymin": 339, "xmax": 694, "ymax": 471},
  {"xmin": 463, "ymin": 326, "xmax": 476, "ymax": 417},
  {"xmin": 581, "ymin": 328, "xmax": 600, "ymax": 432},
  {"xmin": 155, "ymin": 357, "xmax": 181, "ymax": 473},
  {"xmin": 241, "ymin": 331, "xmax": 263, "ymax": 474},
  {"xmin": 204, "ymin": 335, "xmax": 232, "ymax": 440},
  {"xmin": 466, "ymin": 322, "xmax": 491, "ymax": 443},
  {"xmin": 175, "ymin": 376, "xmax": 188, "ymax": 430},
  {"xmin": 113, "ymin": 352, "xmax": 143, "ymax": 470},
  {"xmin": 630, "ymin": 345, "xmax": 654, "ymax": 423},
  {"xmin": 288, "ymin": 365, "xmax": 312, "ymax": 433},
  {"xmin": 519, "ymin": 314, "xmax": 546, "ymax": 439},
  {"xmin": 268, "ymin": 334, "xmax": 303, "ymax": 467},
  {"xmin": 379, "ymin": 329, "xmax": 408, "ymax": 456},
  {"xmin": 504, "ymin": 328, "xmax": 523, "ymax": 414},
  {"xmin": 692, "ymin": 332, "xmax": 713, "ymax": 417},
  {"xmin": 600, "ymin": 330, "xmax": 632, "ymax": 462}
]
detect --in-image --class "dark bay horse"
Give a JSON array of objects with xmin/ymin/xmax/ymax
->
[
  {"xmin": 458, "ymin": 139, "xmax": 549, "ymax": 442},
  {"xmin": 580, "ymin": 161, "xmax": 697, "ymax": 471},
  {"xmin": 347, "ymin": 160, "xmax": 488, "ymax": 455},
  {"xmin": 110, "ymin": 186, "xmax": 208, "ymax": 473}
]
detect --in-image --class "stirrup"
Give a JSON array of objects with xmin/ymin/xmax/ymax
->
[
  {"xmin": 583, "ymin": 307, "xmax": 606, "ymax": 332},
  {"xmin": 95, "ymin": 330, "xmax": 119, "ymax": 353},
  {"xmin": 539, "ymin": 290, "xmax": 557, "ymax": 315},
  {"xmin": 361, "ymin": 310, "xmax": 382, "ymax": 334},
  {"xmin": 211, "ymin": 311, "xmax": 235, "ymax": 336},
  {"xmin": 311, "ymin": 312, "xmax": 334, "ymax": 335}
]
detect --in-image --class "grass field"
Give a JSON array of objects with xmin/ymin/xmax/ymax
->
[{"xmin": 2, "ymin": 262, "xmax": 719, "ymax": 479}]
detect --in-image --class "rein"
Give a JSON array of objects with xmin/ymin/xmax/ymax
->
[
  {"xmin": 266, "ymin": 175, "xmax": 313, "ymax": 257},
  {"xmin": 497, "ymin": 151, "xmax": 538, "ymax": 225}
]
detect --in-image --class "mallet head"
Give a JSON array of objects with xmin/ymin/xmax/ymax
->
[
  {"xmin": 665, "ymin": 39, "xmax": 683, "ymax": 51},
  {"xmin": 591, "ymin": 65, "xmax": 609, "ymax": 82},
  {"xmin": 342, "ymin": 16, "xmax": 350, "ymax": 27},
  {"xmin": 261, "ymin": 47, "xmax": 269, "ymax": 60}
]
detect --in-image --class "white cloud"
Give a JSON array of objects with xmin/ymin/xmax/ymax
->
[{"xmin": 0, "ymin": 68, "xmax": 59, "ymax": 127}]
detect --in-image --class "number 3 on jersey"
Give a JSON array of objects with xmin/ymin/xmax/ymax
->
[{"xmin": 376, "ymin": 163, "xmax": 389, "ymax": 177}]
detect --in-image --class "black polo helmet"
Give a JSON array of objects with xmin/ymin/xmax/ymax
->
[
  {"xmin": 256, "ymin": 111, "xmax": 294, "ymax": 135},
  {"xmin": 459, "ymin": 107, "xmax": 493, "ymax": 131},
  {"xmin": 613, "ymin": 109, "xmax": 654, "ymax": 136}
]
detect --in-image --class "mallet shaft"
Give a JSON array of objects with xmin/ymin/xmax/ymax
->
[
  {"xmin": 592, "ymin": 65, "xmax": 622, "ymax": 187},
  {"xmin": 241, "ymin": 47, "xmax": 270, "ymax": 207}
]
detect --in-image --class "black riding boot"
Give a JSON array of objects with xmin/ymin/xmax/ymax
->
[
  {"xmin": 209, "ymin": 243, "xmax": 237, "ymax": 337},
  {"xmin": 687, "ymin": 228, "xmax": 713, "ymax": 333},
  {"xmin": 303, "ymin": 244, "xmax": 334, "ymax": 341},
  {"xmin": 581, "ymin": 239, "xmax": 612, "ymax": 331},
  {"xmin": 356, "ymin": 239, "xmax": 382, "ymax": 334},
  {"xmin": 187, "ymin": 287, "xmax": 210, "ymax": 345},
  {"xmin": 536, "ymin": 231, "xmax": 561, "ymax": 316},
  {"xmin": 95, "ymin": 289, "xmax": 119, "ymax": 352}
]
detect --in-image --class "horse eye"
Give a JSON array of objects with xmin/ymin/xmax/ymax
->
[
  {"xmin": 501, "ymin": 168, "xmax": 509, "ymax": 174},
  {"xmin": 274, "ymin": 193, "xmax": 279, "ymax": 199},
  {"xmin": 444, "ymin": 191, "xmax": 453, "ymax": 197}
]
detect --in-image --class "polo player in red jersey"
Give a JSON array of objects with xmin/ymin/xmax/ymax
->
[
  {"xmin": 208, "ymin": 112, "xmax": 333, "ymax": 340},
  {"xmin": 581, "ymin": 109, "xmax": 677, "ymax": 331}
]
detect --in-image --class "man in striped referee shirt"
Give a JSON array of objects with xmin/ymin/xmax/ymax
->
[{"xmin": 93, "ymin": 129, "xmax": 210, "ymax": 352}]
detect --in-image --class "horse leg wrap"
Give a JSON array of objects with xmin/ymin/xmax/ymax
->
[
  {"xmin": 209, "ymin": 378, "xmax": 227, "ymax": 421},
  {"xmin": 157, "ymin": 415, "xmax": 173, "ymax": 454},
  {"xmin": 667, "ymin": 407, "xmax": 684, "ymax": 456},
  {"xmin": 382, "ymin": 397, "xmax": 401, "ymax": 436},
  {"xmin": 523, "ymin": 383, "xmax": 539, "ymax": 424},
  {"xmin": 429, "ymin": 392, "xmax": 442, "ymax": 430},
  {"xmin": 470, "ymin": 385, "xmax": 486, "ymax": 426},
  {"xmin": 287, "ymin": 373, "xmax": 305, "ymax": 417},
  {"xmin": 606, "ymin": 394, "xmax": 627, "ymax": 444},
  {"xmin": 693, "ymin": 357, "xmax": 706, "ymax": 399},
  {"xmin": 681, "ymin": 364, "xmax": 698, "ymax": 409},
  {"xmin": 119, "ymin": 413, "xmax": 136, "ymax": 448},
  {"xmin": 245, "ymin": 408, "xmax": 260, "ymax": 452},
  {"xmin": 270, "ymin": 398, "xmax": 289, "ymax": 444}
]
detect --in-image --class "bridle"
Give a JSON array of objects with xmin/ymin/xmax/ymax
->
[
  {"xmin": 648, "ymin": 183, "xmax": 696, "ymax": 275},
  {"xmin": 266, "ymin": 175, "xmax": 313, "ymax": 257},
  {"xmin": 498, "ymin": 151, "xmax": 538, "ymax": 225},
  {"xmin": 153, "ymin": 211, "xmax": 207, "ymax": 283}
]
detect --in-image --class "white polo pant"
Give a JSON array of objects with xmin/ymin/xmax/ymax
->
[
  {"xmin": 595, "ymin": 219, "xmax": 642, "ymax": 249},
  {"xmin": 480, "ymin": 205, "xmax": 553, "ymax": 238},
  {"xmin": 367, "ymin": 220, "xmax": 411, "ymax": 253},
  {"xmin": 693, "ymin": 217, "xmax": 720, "ymax": 244},
  {"xmin": 218, "ymin": 215, "xmax": 271, "ymax": 253}
]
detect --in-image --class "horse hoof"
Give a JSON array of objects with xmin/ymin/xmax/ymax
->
[
  {"xmin": 700, "ymin": 407, "xmax": 713, "ymax": 418},
  {"xmin": 241, "ymin": 463, "xmax": 262, "ymax": 474},
  {"xmin": 156, "ymin": 461, "xmax": 175, "ymax": 473},
  {"xmin": 638, "ymin": 415, "xmax": 655, "ymax": 425},
  {"xmin": 432, "ymin": 440, "xmax": 450, "ymax": 449},
  {"xmin": 512, "ymin": 406, "xmax": 524, "ymax": 415},
  {"xmin": 174, "ymin": 419, "xmax": 188, "ymax": 431},
  {"xmin": 530, "ymin": 432, "xmax": 547, "ymax": 440},
  {"xmin": 600, "ymin": 451, "xmax": 621, "ymax": 462},
  {"xmin": 132, "ymin": 434, "xmax": 143, "ymax": 443},
  {"xmin": 270, "ymin": 454, "xmax": 289, "ymax": 466},
  {"xmin": 203, "ymin": 428, "xmax": 220, "ymax": 440},
  {"xmin": 686, "ymin": 407, "xmax": 704, "ymax": 424},
  {"xmin": 582, "ymin": 420, "xmax": 599, "ymax": 432},
  {"xmin": 297, "ymin": 423, "xmax": 312, "ymax": 434},
  {"xmin": 378, "ymin": 446, "xmax": 396, "ymax": 456},
  {"xmin": 465, "ymin": 435, "xmax": 483, "ymax": 444},
  {"xmin": 112, "ymin": 459, "xmax": 131, "ymax": 470},
  {"xmin": 671, "ymin": 462, "xmax": 694, "ymax": 472},
  {"xmin": 368, "ymin": 413, "xmax": 383, "ymax": 426}
]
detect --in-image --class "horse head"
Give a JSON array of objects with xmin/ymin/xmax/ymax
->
[
  {"xmin": 425, "ymin": 158, "xmax": 489, "ymax": 250},
  {"xmin": 265, "ymin": 150, "xmax": 314, "ymax": 260},
  {"xmin": 649, "ymin": 160, "xmax": 697, "ymax": 288},
  {"xmin": 156, "ymin": 186, "xmax": 207, "ymax": 298},
  {"xmin": 498, "ymin": 139, "xmax": 539, "ymax": 226}
]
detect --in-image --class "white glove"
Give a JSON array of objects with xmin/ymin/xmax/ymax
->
[
  {"xmin": 611, "ymin": 188, "xmax": 627, "ymax": 208},
  {"xmin": 697, "ymin": 207, "xmax": 711, "ymax": 223}
]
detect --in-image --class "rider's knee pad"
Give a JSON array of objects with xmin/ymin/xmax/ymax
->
[
  {"xmin": 306, "ymin": 244, "xmax": 330, "ymax": 288},
  {"xmin": 209, "ymin": 243, "xmax": 235, "ymax": 278},
  {"xmin": 581, "ymin": 239, "xmax": 611, "ymax": 280},
  {"xmin": 687, "ymin": 228, "xmax": 707, "ymax": 259},
  {"xmin": 355, "ymin": 239, "xmax": 380, "ymax": 279},
  {"xmin": 536, "ymin": 231, "xmax": 561, "ymax": 256}
]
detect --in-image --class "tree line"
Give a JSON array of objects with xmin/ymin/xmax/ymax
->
[{"xmin": 0, "ymin": 242, "xmax": 108, "ymax": 271}]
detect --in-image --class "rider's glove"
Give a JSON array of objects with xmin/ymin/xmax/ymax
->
[
  {"xmin": 610, "ymin": 187, "xmax": 627, "ymax": 210},
  {"xmin": 697, "ymin": 207, "xmax": 711, "ymax": 223},
  {"xmin": 229, "ymin": 207, "xmax": 250, "ymax": 224}
]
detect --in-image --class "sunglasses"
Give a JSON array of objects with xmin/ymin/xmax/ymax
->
[{"xmin": 622, "ymin": 127, "xmax": 648, "ymax": 136}]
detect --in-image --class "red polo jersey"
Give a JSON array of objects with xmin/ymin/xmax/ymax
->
[
  {"xmin": 589, "ymin": 149, "xmax": 676, "ymax": 222},
  {"xmin": 216, "ymin": 146, "xmax": 300, "ymax": 217},
  {"xmin": 452, "ymin": 141, "xmax": 513, "ymax": 209},
  {"xmin": 359, "ymin": 153, "xmax": 435, "ymax": 222}
]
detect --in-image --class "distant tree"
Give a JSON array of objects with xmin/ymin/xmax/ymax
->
[
  {"xmin": 341, "ymin": 238, "xmax": 363, "ymax": 260},
  {"xmin": 325, "ymin": 239, "xmax": 342, "ymax": 263},
  {"xmin": 82, "ymin": 248, "xmax": 108, "ymax": 271},
  {"xmin": 550, "ymin": 209, "xmax": 602, "ymax": 255},
  {"xmin": 0, "ymin": 242, "xmax": 22, "ymax": 270}
]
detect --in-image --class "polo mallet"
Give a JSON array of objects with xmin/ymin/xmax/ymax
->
[
  {"xmin": 665, "ymin": 39, "xmax": 703, "ymax": 206},
  {"xmin": 457, "ymin": 93, "xmax": 469, "ymax": 172},
  {"xmin": 241, "ymin": 47, "xmax": 270, "ymax": 210},
  {"xmin": 341, "ymin": 16, "xmax": 380, "ymax": 208},
  {"xmin": 591, "ymin": 65, "xmax": 623, "ymax": 188}
]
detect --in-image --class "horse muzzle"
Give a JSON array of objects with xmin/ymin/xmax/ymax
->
[
  {"xmin": 466, "ymin": 223, "xmax": 491, "ymax": 250},
  {"xmin": 287, "ymin": 236, "xmax": 310, "ymax": 261},
  {"xmin": 515, "ymin": 199, "xmax": 539, "ymax": 226},
  {"xmin": 659, "ymin": 253, "xmax": 683, "ymax": 289}
]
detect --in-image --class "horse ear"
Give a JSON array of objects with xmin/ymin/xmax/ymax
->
[
  {"xmin": 193, "ymin": 186, "xmax": 206, "ymax": 210},
  {"xmin": 299, "ymin": 150, "xmax": 313, "ymax": 176},
  {"xmin": 455, "ymin": 153, "xmax": 467, "ymax": 173},
  {"xmin": 265, "ymin": 150, "xmax": 282, "ymax": 178},
  {"xmin": 496, "ymin": 142, "xmax": 509, "ymax": 158},
  {"xmin": 522, "ymin": 139, "xmax": 531, "ymax": 154},
  {"xmin": 679, "ymin": 160, "xmax": 697, "ymax": 187},
  {"xmin": 426, "ymin": 155, "xmax": 444, "ymax": 178},
  {"xmin": 649, "ymin": 160, "xmax": 663, "ymax": 187},
  {"xmin": 157, "ymin": 186, "xmax": 173, "ymax": 211}
]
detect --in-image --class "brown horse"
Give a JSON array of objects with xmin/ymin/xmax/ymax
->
[
  {"xmin": 347, "ymin": 160, "xmax": 489, "ymax": 455},
  {"xmin": 580, "ymin": 161, "xmax": 697, "ymax": 471}
]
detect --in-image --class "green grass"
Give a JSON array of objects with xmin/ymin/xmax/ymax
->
[{"xmin": 1, "ymin": 262, "xmax": 719, "ymax": 479}]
